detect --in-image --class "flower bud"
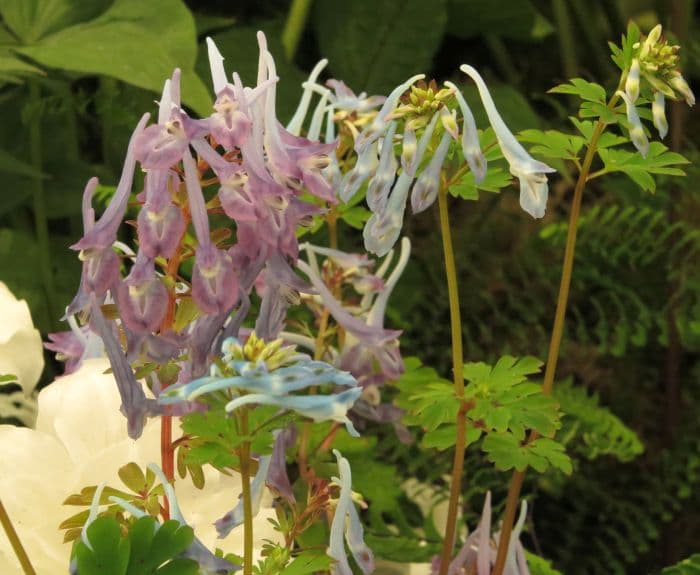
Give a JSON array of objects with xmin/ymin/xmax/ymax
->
[
  {"xmin": 625, "ymin": 59, "xmax": 640, "ymax": 102},
  {"xmin": 652, "ymin": 91, "xmax": 668, "ymax": 138},
  {"xmin": 669, "ymin": 74, "xmax": 696, "ymax": 106}
]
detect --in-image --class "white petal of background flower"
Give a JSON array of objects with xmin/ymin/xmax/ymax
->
[
  {"xmin": 0, "ymin": 282, "xmax": 44, "ymax": 396},
  {"xmin": 1, "ymin": 357, "xmax": 281, "ymax": 574}
]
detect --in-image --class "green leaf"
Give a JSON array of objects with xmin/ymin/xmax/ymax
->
[
  {"xmin": 554, "ymin": 378, "xmax": 644, "ymax": 462},
  {"xmin": 127, "ymin": 518, "xmax": 195, "ymax": 575},
  {"xmin": 0, "ymin": 147, "xmax": 46, "ymax": 177},
  {"xmin": 0, "ymin": 0, "xmax": 111, "ymax": 42},
  {"xmin": 549, "ymin": 78, "xmax": 607, "ymax": 103},
  {"xmin": 597, "ymin": 142, "xmax": 689, "ymax": 193},
  {"xmin": 339, "ymin": 205, "xmax": 372, "ymax": 229},
  {"xmin": 279, "ymin": 551, "xmax": 333, "ymax": 575},
  {"xmin": 569, "ymin": 118, "xmax": 627, "ymax": 148},
  {"xmin": 396, "ymin": 358, "xmax": 456, "ymax": 430},
  {"xmin": 0, "ymin": 373, "xmax": 17, "ymax": 383},
  {"xmin": 365, "ymin": 533, "xmax": 440, "ymax": 563},
  {"xmin": 524, "ymin": 551, "xmax": 564, "ymax": 575},
  {"xmin": 74, "ymin": 516, "xmax": 130, "ymax": 575},
  {"xmin": 661, "ymin": 553, "xmax": 700, "ymax": 575},
  {"xmin": 482, "ymin": 433, "xmax": 571, "ymax": 474},
  {"xmin": 15, "ymin": 0, "xmax": 211, "ymax": 116},
  {"xmin": 446, "ymin": 0, "xmax": 552, "ymax": 40},
  {"xmin": 517, "ymin": 129, "xmax": 586, "ymax": 161},
  {"xmin": 314, "ymin": 0, "xmax": 447, "ymax": 94},
  {"xmin": 118, "ymin": 463, "xmax": 148, "ymax": 494},
  {"xmin": 0, "ymin": 228, "xmax": 80, "ymax": 332},
  {"xmin": 423, "ymin": 424, "xmax": 482, "ymax": 450}
]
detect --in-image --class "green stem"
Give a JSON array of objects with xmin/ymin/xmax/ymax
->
[
  {"xmin": 436, "ymin": 184, "xmax": 468, "ymax": 575},
  {"xmin": 28, "ymin": 81, "xmax": 56, "ymax": 329},
  {"xmin": 0, "ymin": 498, "xmax": 36, "ymax": 575},
  {"xmin": 491, "ymin": 86, "xmax": 625, "ymax": 575},
  {"xmin": 281, "ymin": 0, "xmax": 313, "ymax": 61},
  {"xmin": 239, "ymin": 409, "xmax": 254, "ymax": 575}
]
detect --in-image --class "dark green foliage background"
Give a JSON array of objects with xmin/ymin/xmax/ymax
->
[{"xmin": 0, "ymin": 0, "xmax": 698, "ymax": 573}]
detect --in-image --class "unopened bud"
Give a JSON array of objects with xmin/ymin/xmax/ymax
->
[
  {"xmin": 625, "ymin": 59, "xmax": 640, "ymax": 102},
  {"xmin": 652, "ymin": 91, "xmax": 668, "ymax": 138}
]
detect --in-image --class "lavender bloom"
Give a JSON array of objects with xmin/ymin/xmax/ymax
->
[
  {"xmin": 89, "ymin": 298, "xmax": 154, "ymax": 439},
  {"xmin": 298, "ymin": 238, "xmax": 409, "ymax": 386},
  {"xmin": 329, "ymin": 450, "xmax": 374, "ymax": 575},
  {"xmin": 431, "ymin": 492, "xmax": 531, "ymax": 575},
  {"xmin": 183, "ymin": 151, "xmax": 240, "ymax": 315},
  {"xmin": 46, "ymin": 313, "xmax": 104, "ymax": 374},
  {"xmin": 268, "ymin": 427, "xmax": 296, "ymax": 503},
  {"xmin": 115, "ymin": 253, "xmax": 168, "ymax": 334},
  {"xmin": 460, "ymin": 65, "xmax": 555, "ymax": 219},
  {"xmin": 137, "ymin": 171, "xmax": 186, "ymax": 259},
  {"xmin": 134, "ymin": 69, "xmax": 204, "ymax": 169},
  {"xmin": 215, "ymin": 454, "xmax": 272, "ymax": 538}
]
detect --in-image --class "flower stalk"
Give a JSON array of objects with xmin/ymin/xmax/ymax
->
[
  {"xmin": 491, "ymin": 82, "xmax": 626, "ymax": 575},
  {"xmin": 239, "ymin": 408, "xmax": 254, "ymax": 575},
  {"xmin": 436, "ymin": 182, "xmax": 469, "ymax": 575},
  {"xmin": 0, "ymin": 497, "xmax": 36, "ymax": 575}
]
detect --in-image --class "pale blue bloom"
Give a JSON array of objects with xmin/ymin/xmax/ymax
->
[
  {"xmin": 444, "ymin": 80, "xmax": 487, "ymax": 183},
  {"xmin": 617, "ymin": 90, "xmax": 650, "ymax": 157},
  {"xmin": 363, "ymin": 113, "xmax": 438, "ymax": 256},
  {"xmin": 355, "ymin": 74, "xmax": 425, "ymax": 154},
  {"xmin": 460, "ymin": 65, "xmax": 555, "ymax": 219},
  {"xmin": 411, "ymin": 130, "xmax": 452, "ymax": 214},
  {"xmin": 366, "ymin": 122, "xmax": 398, "ymax": 212},
  {"xmin": 625, "ymin": 58, "xmax": 641, "ymax": 103},
  {"xmin": 329, "ymin": 450, "xmax": 374, "ymax": 575},
  {"xmin": 652, "ymin": 91, "xmax": 668, "ymax": 138},
  {"xmin": 225, "ymin": 388, "xmax": 362, "ymax": 436}
]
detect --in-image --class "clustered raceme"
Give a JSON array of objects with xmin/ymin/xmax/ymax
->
[
  {"xmin": 430, "ymin": 493, "xmax": 531, "ymax": 575},
  {"xmin": 620, "ymin": 24, "xmax": 695, "ymax": 155},
  {"xmin": 301, "ymin": 70, "xmax": 556, "ymax": 258},
  {"xmin": 57, "ymin": 32, "xmax": 352, "ymax": 439}
]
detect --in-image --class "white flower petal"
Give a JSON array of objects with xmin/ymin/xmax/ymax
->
[{"xmin": 0, "ymin": 282, "xmax": 44, "ymax": 395}]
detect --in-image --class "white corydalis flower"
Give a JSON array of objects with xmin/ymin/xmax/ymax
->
[
  {"xmin": 460, "ymin": 65, "xmax": 555, "ymax": 219},
  {"xmin": 652, "ymin": 91, "xmax": 668, "ymax": 139},
  {"xmin": 617, "ymin": 90, "xmax": 650, "ymax": 157}
]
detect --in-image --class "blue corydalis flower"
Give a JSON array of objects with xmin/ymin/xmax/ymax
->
[
  {"xmin": 158, "ymin": 335, "xmax": 361, "ymax": 435},
  {"xmin": 225, "ymin": 388, "xmax": 362, "ymax": 437},
  {"xmin": 460, "ymin": 64, "xmax": 555, "ymax": 219},
  {"xmin": 329, "ymin": 450, "xmax": 374, "ymax": 575}
]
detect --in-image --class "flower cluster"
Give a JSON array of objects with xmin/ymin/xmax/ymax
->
[
  {"xmin": 620, "ymin": 24, "xmax": 695, "ymax": 155},
  {"xmin": 57, "ymin": 32, "xmax": 346, "ymax": 439},
  {"xmin": 300, "ymin": 70, "xmax": 555, "ymax": 258}
]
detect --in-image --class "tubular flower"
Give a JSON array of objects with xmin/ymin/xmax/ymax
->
[
  {"xmin": 617, "ymin": 90, "xmax": 650, "ymax": 157},
  {"xmin": 329, "ymin": 450, "xmax": 375, "ymax": 575},
  {"xmin": 158, "ymin": 334, "xmax": 361, "ymax": 436},
  {"xmin": 460, "ymin": 64, "xmax": 555, "ymax": 219}
]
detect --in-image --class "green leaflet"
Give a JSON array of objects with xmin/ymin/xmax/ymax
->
[{"xmin": 73, "ymin": 516, "xmax": 198, "ymax": 575}]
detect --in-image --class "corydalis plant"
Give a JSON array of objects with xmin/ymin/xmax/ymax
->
[{"xmin": 298, "ymin": 71, "xmax": 556, "ymax": 257}]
